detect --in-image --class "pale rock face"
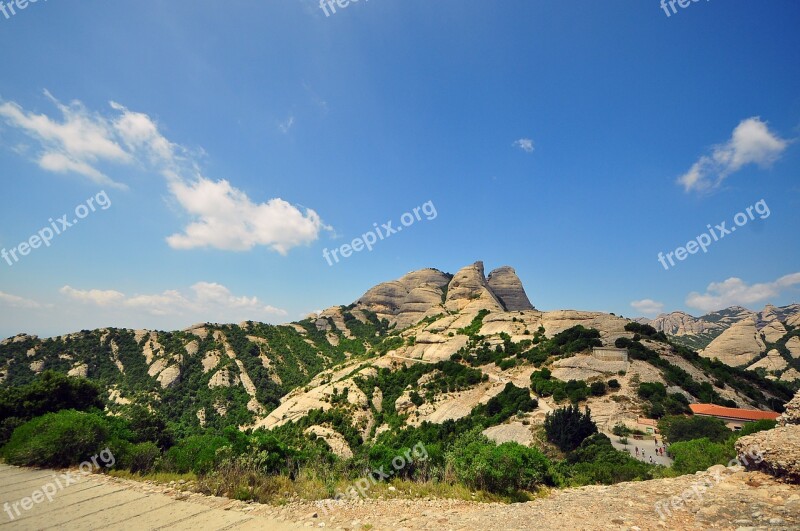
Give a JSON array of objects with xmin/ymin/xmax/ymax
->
[
  {"xmin": 202, "ymin": 350, "xmax": 221, "ymax": 373},
  {"xmin": 760, "ymin": 321, "xmax": 788, "ymax": 344},
  {"xmin": 781, "ymin": 368, "xmax": 800, "ymax": 382},
  {"xmin": 747, "ymin": 349, "xmax": 788, "ymax": 373},
  {"xmin": 779, "ymin": 391, "xmax": 800, "ymax": 426},
  {"xmin": 482, "ymin": 422, "xmax": 534, "ymax": 446},
  {"xmin": 184, "ymin": 340, "xmax": 199, "ymax": 356},
  {"xmin": 444, "ymin": 261, "xmax": 504, "ymax": 314},
  {"xmin": 208, "ymin": 367, "xmax": 239, "ymax": 389},
  {"xmin": 486, "ymin": 266, "xmax": 535, "ymax": 311},
  {"xmin": 355, "ymin": 268, "xmax": 451, "ymax": 329},
  {"xmin": 304, "ymin": 425, "xmax": 354, "ymax": 459},
  {"xmin": 184, "ymin": 324, "xmax": 208, "ymax": 339},
  {"xmin": 551, "ymin": 354, "xmax": 629, "ymax": 382},
  {"xmin": 157, "ymin": 366, "xmax": 180, "ymax": 388},
  {"xmin": 29, "ymin": 360, "xmax": 44, "ymax": 373},
  {"xmin": 700, "ymin": 316, "xmax": 765, "ymax": 366},
  {"xmin": 148, "ymin": 358, "xmax": 167, "ymax": 378},
  {"xmin": 786, "ymin": 336, "xmax": 800, "ymax": 359},
  {"xmin": 68, "ymin": 363, "xmax": 89, "ymax": 378}
]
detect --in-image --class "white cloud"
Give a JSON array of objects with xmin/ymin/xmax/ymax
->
[
  {"xmin": 59, "ymin": 286, "xmax": 126, "ymax": 306},
  {"xmin": 630, "ymin": 298, "xmax": 665, "ymax": 316},
  {"xmin": 0, "ymin": 291, "xmax": 49, "ymax": 309},
  {"xmin": 0, "ymin": 92, "xmax": 330, "ymax": 254},
  {"xmin": 0, "ymin": 92, "xmax": 131, "ymax": 188},
  {"xmin": 677, "ymin": 117, "xmax": 788, "ymax": 193},
  {"xmin": 685, "ymin": 272, "xmax": 800, "ymax": 313},
  {"xmin": 165, "ymin": 177, "xmax": 328, "ymax": 253},
  {"xmin": 513, "ymin": 138, "xmax": 535, "ymax": 153},
  {"xmin": 60, "ymin": 282, "xmax": 287, "ymax": 319}
]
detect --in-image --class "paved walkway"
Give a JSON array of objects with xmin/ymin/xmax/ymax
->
[
  {"xmin": 0, "ymin": 465, "xmax": 302, "ymax": 530},
  {"xmin": 605, "ymin": 432, "xmax": 673, "ymax": 466}
]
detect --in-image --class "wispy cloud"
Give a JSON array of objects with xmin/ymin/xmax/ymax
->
[
  {"xmin": 0, "ymin": 291, "xmax": 50, "ymax": 309},
  {"xmin": 685, "ymin": 272, "xmax": 800, "ymax": 313},
  {"xmin": 513, "ymin": 138, "xmax": 535, "ymax": 153},
  {"xmin": 677, "ymin": 117, "xmax": 788, "ymax": 193},
  {"xmin": 0, "ymin": 92, "xmax": 330, "ymax": 254},
  {"xmin": 60, "ymin": 282, "xmax": 287, "ymax": 319},
  {"xmin": 630, "ymin": 298, "xmax": 664, "ymax": 316},
  {"xmin": 278, "ymin": 115, "xmax": 295, "ymax": 134},
  {"xmin": 0, "ymin": 91, "xmax": 131, "ymax": 188}
]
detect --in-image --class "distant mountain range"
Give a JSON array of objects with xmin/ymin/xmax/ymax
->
[{"xmin": 641, "ymin": 304, "xmax": 800, "ymax": 382}]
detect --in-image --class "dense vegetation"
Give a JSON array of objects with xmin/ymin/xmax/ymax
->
[{"xmin": 0, "ymin": 312, "xmax": 793, "ymax": 503}]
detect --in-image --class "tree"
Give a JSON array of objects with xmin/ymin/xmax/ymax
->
[
  {"xmin": 590, "ymin": 381, "xmax": 606, "ymax": 396},
  {"xmin": 658, "ymin": 415, "xmax": 731, "ymax": 443},
  {"xmin": 544, "ymin": 405, "xmax": 598, "ymax": 452}
]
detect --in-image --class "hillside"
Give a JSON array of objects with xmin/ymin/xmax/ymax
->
[
  {"xmin": 1, "ymin": 261, "xmax": 793, "ymax": 453},
  {"xmin": 643, "ymin": 304, "xmax": 800, "ymax": 386}
]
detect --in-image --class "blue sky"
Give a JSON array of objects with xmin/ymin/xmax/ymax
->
[{"xmin": 1, "ymin": 0, "xmax": 799, "ymax": 338}]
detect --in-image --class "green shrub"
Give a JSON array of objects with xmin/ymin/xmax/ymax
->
[
  {"xmin": 164, "ymin": 435, "xmax": 229, "ymax": 474},
  {"xmin": 658, "ymin": 415, "xmax": 731, "ymax": 444},
  {"xmin": 669, "ymin": 437, "xmax": 735, "ymax": 475},
  {"xmin": 590, "ymin": 381, "xmax": 606, "ymax": 396},
  {"xmin": 2, "ymin": 410, "xmax": 110, "ymax": 468},
  {"xmin": 607, "ymin": 379, "xmax": 620, "ymax": 389},
  {"xmin": 0, "ymin": 372, "xmax": 104, "ymax": 444},
  {"xmin": 560, "ymin": 434, "xmax": 655, "ymax": 485},
  {"xmin": 737, "ymin": 419, "xmax": 777, "ymax": 437},
  {"xmin": 447, "ymin": 429, "xmax": 552, "ymax": 493},
  {"xmin": 123, "ymin": 441, "xmax": 161, "ymax": 474},
  {"xmin": 544, "ymin": 405, "xmax": 598, "ymax": 452}
]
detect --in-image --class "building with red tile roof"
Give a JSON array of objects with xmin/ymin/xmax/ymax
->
[{"xmin": 689, "ymin": 404, "xmax": 780, "ymax": 430}]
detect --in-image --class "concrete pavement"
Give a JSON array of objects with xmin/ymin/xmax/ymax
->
[
  {"xmin": 0, "ymin": 464, "xmax": 303, "ymax": 530},
  {"xmin": 605, "ymin": 432, "xmax": 673, "ymax": 467}
]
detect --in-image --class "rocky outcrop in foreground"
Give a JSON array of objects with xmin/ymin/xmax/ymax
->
[{"xmin": 736, "ymin": 391, "xmax": 800, "ymax": 484}]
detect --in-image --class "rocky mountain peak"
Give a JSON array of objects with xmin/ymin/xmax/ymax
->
[{"xmin": 487, "ymin": 266, "xmax": 535, "ymax": 311}]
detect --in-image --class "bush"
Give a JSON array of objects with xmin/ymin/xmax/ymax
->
[
  {"xmin": 164, "ymin": 435, "xmax": 229, "ymax": 474},
  {"xmin": 0, "ymin": 372, "xmax": 104, "ymax": 444},
  {"xmin": 607, "ymin": 379, "xmax": 620, "ymax": 389},
  {"xmin": 119, "ymin": 405, "xmax": 174, "ymax": 450},
  {"xmin": 738, "ymin": 419, "xmax": 777, "ymax": 437},
  {"xmin": 669, "ymin": 437, "xmax": 735, "ymax": 475},
  {"xmin": 560, "ymin": 434, "xmax": 655, "ymax": 485},
  {"xmin": 611, "ymin": 423, "xmax": 631, "ymax": 437},
  {"xmin": 544, "ymin": 405, "xmax": 598, "ymax": 452},
  {"xmin": 123, "ymin": 441, "xmax": 161, "ymax": 474},
  {"xmin": 658, "ymin": 415, "xmax": 731, "ymax": 444},
  {"xmin": 590, "ymin": 381, "xmax": 606, "ymax": 396},
  {"xmin": 2, "ymin": 410, "xmax": 110, "ymax": 468},
  {"xmin": 447, "ymin": 429, "xmax": 553, "ymax": 493}
]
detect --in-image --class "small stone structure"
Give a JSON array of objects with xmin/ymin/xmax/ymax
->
[{"xmin": 592, "ymin": 346, "xmax": 628, "ymax": 362}]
